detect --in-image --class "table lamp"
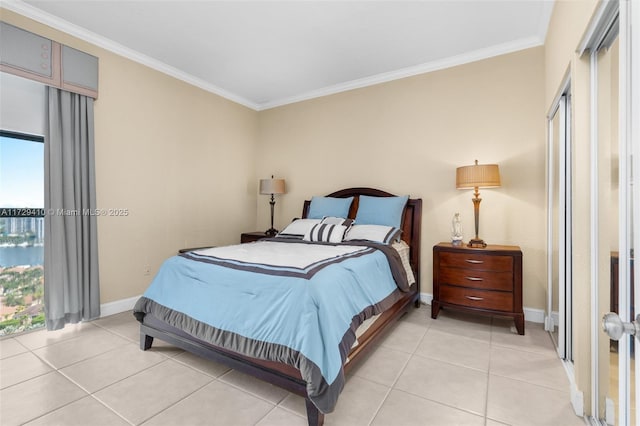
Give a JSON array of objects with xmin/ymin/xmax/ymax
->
[
  {"xmin": 456, "ymin": 160, "xmax": 501, "ymax": 248},
  {"xmin": 259, "ymin": 175, "xmax": 286, "ymax": 236}
]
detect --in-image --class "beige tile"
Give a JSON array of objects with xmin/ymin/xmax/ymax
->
[
  {"xmin": 491, "ymin": 320, "xmax": 556, "ymax": 356},
  {"xmin": 491, "ymin": 316, "xmax": 521, "ymax": 331},
  {"xmin": 372, "ymin": 389, "xmax": 485, "ymax": 426},
  {"xmin": 278, "ymin": 393, "xmax": 307, "ymax": 418},
  {"xmin": 490, "ymin": 346, "xmax": 570, "ymax": 392},
  {"xmin": 399, "ymin": 304, "xmax": 433, "ymax": 327},
  {"xmin": 394, "ymin": 355, "xmax": 488, "ymax": 415},
  {"xmin": 92, "ymin": 311, "xmax": 140, "ymax": 342},
  {"xmin": 279, "ymin": 385, "xmax": 389, "ymax": 425},
  {"xmin": 142, "ymin": 337, "xmax": 184, "ymax": 358},
  {"xmin": 24, "ymin": 396, "xmax": 129, "ymax": 426},
  {"xmin": 376, "ymin": 320, "xmax": 428, "ymax": 354},
  {"xmin": 0, "ymin": 338, "xmax": 28, "ymax": 359},
  {"xmin": 0, "ymin": 372, "xmax": 87, "ymax": 425},
  {"xmin": 33, "ymin": 328, "xmax": 130, "ymax": 368},
  {"xmin": 486, "ymin": 419, "xmax": 512, "ymax": 426},
  {"xmin": 173, "ymin": 351, "xmax": 231, "ymax": 378},
  {"xmin": 325, "ymin": 376, "xmax": 389, "ymax": 425},
  {"xmin": 430, "ymin": 310, "xmax": 492, "ymax": 342},
  {"xmin": 219, "ymin": 369, "xmax": 289, "ymax": 404},
  {"xmin": 0, "ymin": 351, "xmax": 52, "ymax": 389},
  {"xmin": 348, "ymin": 345, "xmax": 411, "ymax": 387},
  {"xmin": 15, "ymin": 321, "xmax": 101, "ymax": 350},
  {"xmin": 487, "ymin": 375, "xmax": 584, "ymax": 426},
  {"xmin": 106, "ymin": 322, "xmax": 141, "ymax": 342},
  {"xmin": 416, "ymin": 328, "xmax": 491, "ymax": 371},
  {"xmin": 142, "ymin": 380, "xmax": 274, "ymax": 426},
  {"xmin": 93, "ymin": 311, "xmax": 134, "ymax": 327},
  {"xmin": 255, "ymin": 407, "xmax": 307, "ymax": 426},
  {"xmin": 435, "ymin": 309, "xmax": 493, "ymax": 326},
  {"xmin": 60, "ymin": 343, "xmax": 165, "ymax": 392},
  {"xmin": 94, "ymin": 359, "xmax": 212, "ymax": 425}
]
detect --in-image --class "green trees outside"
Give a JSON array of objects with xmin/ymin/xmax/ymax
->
[
  {"xmin": 0, "ymin": 266, "xmax": 44, "ymax": 335},
  {"xmin": 5, "ymin": 292, "xmax": 25, "ymax": 306}
]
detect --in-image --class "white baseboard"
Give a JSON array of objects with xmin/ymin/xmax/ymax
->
[
  {"xmin": 100, "ymin": 295, "xmax": 141, "ymax": 318},
  {"xmin": 571, "ymin": 381, "xmax": 585, "ymax": 418},
  {"xmin": 523, "ymin": 307, "xmax": 546, "ymax": 324},
  {"xmin": 605, "ymin": 397, "xmax": 615, "ymax": 425},
  {"xmin": 419, "ymin": 292, "xmax": 545, "ymax": 324},
  {"xmin": 419, "ymin": 292, "xmax": 433, "ymax": 305}
]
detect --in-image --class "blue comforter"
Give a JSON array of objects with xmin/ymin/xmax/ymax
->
[{"xmin": 133, "ymin": 239, "xmax": 409, "ymax": 413}]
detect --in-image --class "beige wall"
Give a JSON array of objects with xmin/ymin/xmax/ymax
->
[
  {"xmin": 0, "ymin": 9, "xmax": 259, "ymax": 304},
  {"xmin": 544, "ymin": 0, "xmax": 599, "ymax": 107},
  {"xmin": 256, "ymin": 47, "xmax": 547, "ymax": 310}
]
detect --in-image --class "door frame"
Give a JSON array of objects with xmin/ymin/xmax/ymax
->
[{"xmin": 546, "ymin": 72, "xmax": 572, "ymax": 363}]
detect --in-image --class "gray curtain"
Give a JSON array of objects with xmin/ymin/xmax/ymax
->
[{"xmin": 44, "ymin": 87, "xmax": 100, "ymax": 330}]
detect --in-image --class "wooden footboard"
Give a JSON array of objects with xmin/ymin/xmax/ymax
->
[{"xmin": 139, "ymin": 289, "xmax": 419, "ymax": 426}]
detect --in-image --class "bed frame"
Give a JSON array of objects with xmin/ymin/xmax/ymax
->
[{"xmin": 137, "ymin": 188, "xmax": 422, "ymax": 426}]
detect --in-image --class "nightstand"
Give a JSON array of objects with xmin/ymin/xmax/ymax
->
[
  {"xmin": 241, "ymin": 232, "xmax": 271, "ymax": 244},
  {"xmin": 432, "ymin": 242, "xmax": 524, "ymax": 335}
]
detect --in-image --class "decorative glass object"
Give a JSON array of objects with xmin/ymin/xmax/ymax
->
[{"xmin": 451, "ymin": 213, "xmax": 463, "ymax": 245}]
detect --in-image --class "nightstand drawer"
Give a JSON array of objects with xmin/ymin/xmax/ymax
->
[
  {"xmin": 439, "ymin": 252, "xmax": 513, "ymax": 272},
  {"xmin": 439, "ymin": 267, "xmax": 513, "ymax": 291},
  {"xmin": 440, "ymin": 285, "xmax": 513, "ymax": 312}
]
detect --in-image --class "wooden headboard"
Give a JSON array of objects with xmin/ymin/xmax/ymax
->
[{"xmin": 302, "ymin": 187, "xmax": 422, "ymax": 292}]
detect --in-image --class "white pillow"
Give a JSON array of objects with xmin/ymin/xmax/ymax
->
[
  {"xmin": 304, "ymin": 223, "xmax": 348, "ymax": 243},
  {"xmin": 344, "ymin": 224, "xmax": 401, "ymax": 245},
  {"xmin": 277, "ymin": 219, "xmax": 321, "ymax": 239}
]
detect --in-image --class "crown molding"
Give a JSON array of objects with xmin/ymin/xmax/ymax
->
[
  {"xmin": 1, "ymin": 1, "xmax": 260, "ymax": 110},
  {"xmin": 257, "ymin": 35, "xmax": 544, "ymax": 110},
  {"xmin": 3, "ymin": 0, "xmax": 548, "ymax": 112}
]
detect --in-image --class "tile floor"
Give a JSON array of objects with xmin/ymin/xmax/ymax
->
[{"xmin": 0, "ymin": 305, "xmax": 587, "ymax": 426}]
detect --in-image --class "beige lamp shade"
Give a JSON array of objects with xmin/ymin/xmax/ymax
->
[
  {"xmin": 456, "ymin": 160, "xmax": 501, "ymax": 189},
  {"xmin": 259, "ymin": 177, "xmax": 286, "ymax": 195}
]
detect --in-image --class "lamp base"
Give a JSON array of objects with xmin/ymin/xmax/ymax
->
[
  {"xmin": 265, "ymin": 228, "xmax": 278, "ymax": 237},
  {"xmin": 467, "ymin": 238, "xmax": 487, "ymax": 248}
]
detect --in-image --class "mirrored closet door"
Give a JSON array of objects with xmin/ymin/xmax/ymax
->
[{"xmin": 583, "ymin": 1, "xmax": 639, "ymax": 423}]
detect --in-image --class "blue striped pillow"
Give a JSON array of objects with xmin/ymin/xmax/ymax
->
[
  {"xmin": 303, "ymin": 223, "xmax": 347, "ymax": 243},
  {"xmin": 321, "ymin": 216, "xmax": 354, "ymax": 227}
]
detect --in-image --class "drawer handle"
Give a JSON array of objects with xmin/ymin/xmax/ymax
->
[
  {"xmin": 465, "ymin": 296, "xmax": 484, "ymax": 301},
  {"xmin": 465, "ymin": 259, "xmax": 484, "ymax": 264},
  {"xmin": 465, "ymin": 276, "xmax": 484, "ymax": 281}
]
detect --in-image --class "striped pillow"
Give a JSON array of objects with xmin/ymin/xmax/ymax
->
[
  {"xmin": 276, "ymin": 218, "xmax": 321, "ymax": 239},
  {"xmin": 321, "ymin": 216, "xmax": 354, "ymax": 227},
  {"xmin": 303, "ymin": 223, "xmax": 348, "ymax": 243}
]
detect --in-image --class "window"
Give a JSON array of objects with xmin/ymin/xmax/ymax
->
[{"xmin": 0, "ymin": 130, "xmax": 45, "ymax": 335}]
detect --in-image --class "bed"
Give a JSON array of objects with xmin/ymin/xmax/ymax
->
[{"xmin": 133, "ymin": 187, "xmax": 422, "ymax": 426}]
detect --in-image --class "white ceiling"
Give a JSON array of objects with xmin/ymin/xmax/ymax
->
[{"xmin": 4, "ymin": 1, "xmax": 554, "ymax": 110}]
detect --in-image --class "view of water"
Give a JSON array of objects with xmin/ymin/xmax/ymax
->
[{"xmin": 0, "ymin": 246, "xmax": 44, "ymax": 267}]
